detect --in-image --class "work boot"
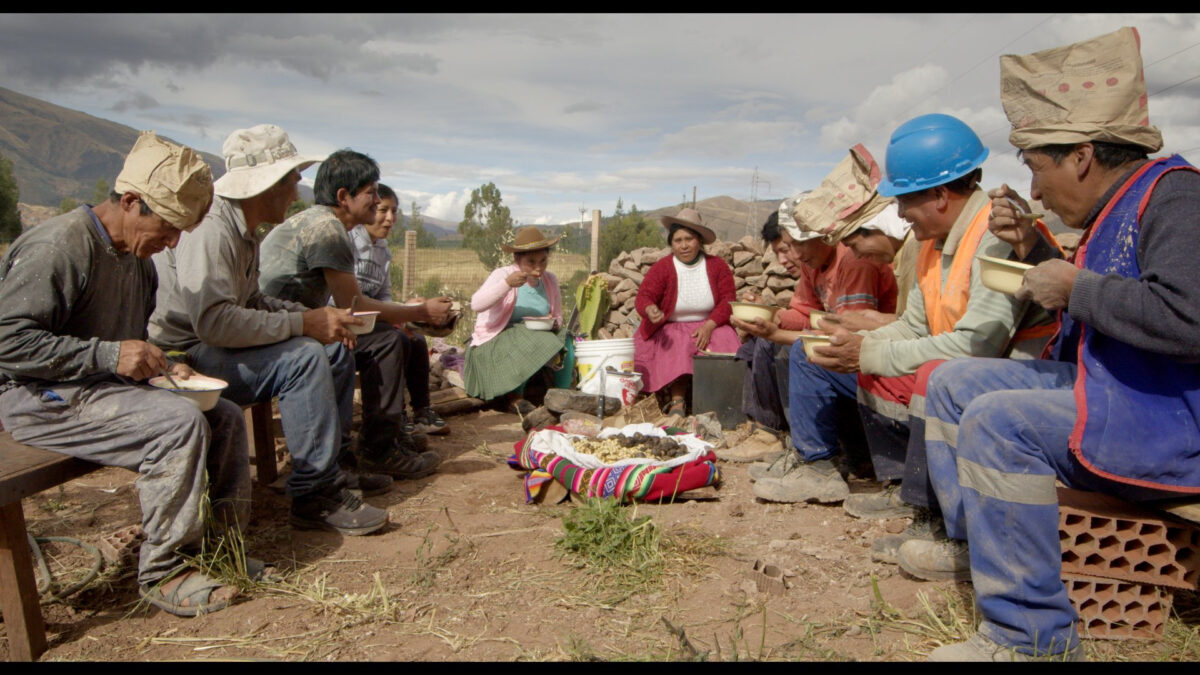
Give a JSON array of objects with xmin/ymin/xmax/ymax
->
[
  {"xmin": 929, "ymin": 633, "xmax": 1085, "ymax": 662},
  {"xmin": 716, "ymin": 429, "xmax": 785, "ymax": 463},
  {"xmin": 843, "ymin": 483, "xmax": 915, "ymax": 520},
  {"xmin": 336, "ymin": 469, "xmax": 394, "ymax": 498},
  {"xmin": 359, "ymin": 441, "xmax": 441, "ymax": 480},
  {"xmin": 413, "ymin": 406, "xmax": 449, "ymax": 436},
  {"xmin": 290, "ymin": 485, "xmax": 388, "ymax": 536},
  {"xmin": 869, "ymin": 506, "xmax": 946, "ymax": 564},
  {"xmin": 752, "ymin": 458, "xmax": 849, "ymax": 503},
  {"xmin": 748, "ymin": 449, "xmax": 802, "ymax": 482},
  {"xmin": 897, "ymin": 537, "xmax": 971, "ymax": 582}
]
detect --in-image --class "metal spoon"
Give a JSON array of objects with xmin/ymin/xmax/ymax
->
[
  {"xmin": 1007, "ymin": 197, "xmax": 1044, "ymax": 220},
  {"xmin": 160, "ymin": 367, "xmax": 182, "ymax": 389}
]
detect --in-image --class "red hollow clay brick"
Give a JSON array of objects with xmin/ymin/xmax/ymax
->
[{"xmin": 1063, "ymin": 572, "xmax": 1172, "ymax": 640}]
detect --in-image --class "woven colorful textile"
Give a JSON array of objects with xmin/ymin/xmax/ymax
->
[{"xmin": 508, "ymin": 425, "xmax": 721, "ymax": 503}]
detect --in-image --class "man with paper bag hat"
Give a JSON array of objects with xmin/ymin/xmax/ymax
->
[{"xmin": 908, "ymin": 26, "xmax": 1200, "ymax": 661}]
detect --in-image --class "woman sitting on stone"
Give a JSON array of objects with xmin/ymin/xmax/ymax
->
[
  {"xmin": 463, "ymin": 226, "xmax": 565, "ymax": 416},
  {"xmin": 634, "ymin": 208, "xmax": 740, "ymax": 416}
]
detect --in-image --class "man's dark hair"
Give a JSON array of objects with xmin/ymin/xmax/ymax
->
[
  {"xmin": 377, "ymin": 183, "xmax": 398, "ymax": 203},
  {"xmin": 314, "ymin": 149, "xmax": 380, "ymax": 206},
  {"xmin": 942, "ymin": 168, "xmax": 982, "ymax": 196},
  {"xmin": 1021, "ymin": 141, "xmax": 1148, "ymax": 169},
  {"xmin": 109, "ymin": 191, "xmax": 154, "ymax": 216},
  {"xmin": 760, "ymin": 211, "xmax": 781, "ymax": 244}
]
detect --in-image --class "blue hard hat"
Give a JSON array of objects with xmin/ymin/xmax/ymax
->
[{"xmin": 876, "ymin": 113, "xmax": 989, "ymax": 197}]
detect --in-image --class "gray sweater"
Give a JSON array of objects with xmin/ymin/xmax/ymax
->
[
  {"xmin": 149, "ymin": 196, "xmax": 308, "ymax": 351},
  {"xmin": 0, "ymin": 207, "xmax": 155, "ymax": 389}
]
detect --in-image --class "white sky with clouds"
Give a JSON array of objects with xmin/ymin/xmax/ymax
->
[{"xmin": 2, "ymin": 13, "xmax": 1199, "ymax": 226}]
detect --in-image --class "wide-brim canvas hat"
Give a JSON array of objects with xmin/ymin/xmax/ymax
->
[
  {"xmin": 660, "ymin": 207, "xmax": 716, "ymax": 244},
  {"xmin": 501, "ymin": 226, "xmax": 562, "ymax": 253},
  {"xmin": 213, "ymin": 124, "xmax": 326, "ymax": 200}
]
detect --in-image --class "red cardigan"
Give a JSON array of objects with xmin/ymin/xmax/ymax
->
[{"xmin": 635, "ymin": 254, "xmax": 735, "ymax": 340}]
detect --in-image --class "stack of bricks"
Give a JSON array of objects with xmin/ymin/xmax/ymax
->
[{"xmin": 1058, "ymin": 487, "xmax": 1200, "ymax": 640}]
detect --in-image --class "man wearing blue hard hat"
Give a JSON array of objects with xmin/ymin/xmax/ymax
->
[
  {"xmin": 911, "ymin": 26, "xmax": 1200, "ymax": 661},
  {"xmin": 759, "ymin": 111, "xmax": 1061, "ymax": 550}
]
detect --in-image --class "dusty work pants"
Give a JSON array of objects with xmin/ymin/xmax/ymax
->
[
  {"xmin": 189, "ymin": 337, "xmax": 352, "ymax": 497},
  {"xmin": 786, "ymin": 347, "xmax": 867, "ymax": 463},
  {"xmin": 923, "ymin": 358, "xmax": 1181, "ymax": 656},
  {"xmin": 736, "ymin": 336, "xmax": 791, "ymax": 432},
  {"xmin": 0, "ymin": 378, "xmax": 250, "ymax": 586},
  {"xmin": 353, "ymin": 324, "xmax": 410, "ymax": 452}
]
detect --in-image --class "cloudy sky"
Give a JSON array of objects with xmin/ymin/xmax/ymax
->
[{"xmin": 2, "ymin": 13, "xmax": 1198, "ymax": 227}]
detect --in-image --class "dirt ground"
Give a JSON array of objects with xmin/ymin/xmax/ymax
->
[{"xmin": 4, "ymin": 408, "xmax": 1195, "ymax": 662}]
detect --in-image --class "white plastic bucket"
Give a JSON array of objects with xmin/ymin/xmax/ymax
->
[{"xmin": 574, "ymin": 338, "xmax": 636, "ymax": 385}]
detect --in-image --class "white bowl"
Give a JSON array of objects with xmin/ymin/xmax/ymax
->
[
  {"xmin": 350, "ymin": 311, "xmax": 381, "ymax": 335},
  {"xmin": 523, "ymin": 316, "xmax": 554, "ymax": 331},
  {"xmin": 149, "ymin": 374, "xmax": 228, "ymax": 412},
  {"xmin": 809, "ymin": 310, "xmax": 828, "ymax": 330},
  {"xmin": 798, "ymin": 332, "xmax": 832, "ymax": 360},
  {"xmin": 730, "ymin": 302, "xmax": 780, "ymax": 323},
  {"xmin": 978, "ymin": 255, "xmax": 1033, "ymax": 296}
]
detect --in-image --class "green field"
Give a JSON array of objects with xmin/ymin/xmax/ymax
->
[{"xmin": 395, "ymin": 246, "xmax": 591, "ymax": 303}]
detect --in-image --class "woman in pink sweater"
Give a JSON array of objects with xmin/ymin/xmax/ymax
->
[
  {"xmin": 634, "ymin": 208, "xmax": 740, "ymax": 416},
  {"xmin": 463, "ymin": 227, "xmax": 565, "ymax": 415}
]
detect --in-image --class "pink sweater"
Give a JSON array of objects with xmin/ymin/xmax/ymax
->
[{"xmin": 469, "ymin": 264, "xmax": 562, "ymax": 347}]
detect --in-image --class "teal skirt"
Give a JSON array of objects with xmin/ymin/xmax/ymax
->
[{"xmin": 464, "ymin": 325, "xmax": 568, "ymax": 401}]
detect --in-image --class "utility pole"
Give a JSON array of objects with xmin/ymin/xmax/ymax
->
[
  {"xmin": 590, "ymin": 209, "xmax": 601, "ymax": 273},
  {"xmin": 692, "ymin": 186, "xmax": 697, "ymax": 209}
]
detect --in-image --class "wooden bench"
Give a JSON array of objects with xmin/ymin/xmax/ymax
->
[
  {"xmin": 243, "ymin": 400, "xmax": 278, "ymax": 486},
  {"xmin": 0, "ymin": 432, "xmax": 101, "ymax": 661}
]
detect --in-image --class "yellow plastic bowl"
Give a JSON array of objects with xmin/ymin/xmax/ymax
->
[
  {"xmin": 978, "ymin": 255, "xmax": 1033, "ymax": 296},
  {"xmin": 809, "ymin": 310, "xmax": 828, "ymax": 330},
  {"xmin": 149, "ymin": 374, "xmax": 228, "ymax": 412},
  {"xmin": 798, "ymin": 332, "xmax": 832, "ymax": 360},
  {"xmin": 730, "ymin": 302, "xmax": 780, "ymax": 323}
]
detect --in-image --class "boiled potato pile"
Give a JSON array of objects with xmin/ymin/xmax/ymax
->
[{"xmin": 572, "ymin": 433, "xmax": 689, "ymax": 463}]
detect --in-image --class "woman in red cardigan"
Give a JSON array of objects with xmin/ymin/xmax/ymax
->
[{"xmin": 634, "ymin": 208, "xmax": 741, "ymax": 416}]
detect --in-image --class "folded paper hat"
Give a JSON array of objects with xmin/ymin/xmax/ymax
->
[
  {"xmin": 793, "ymin": 143, "xmax": 894, "ymax": 245},
  {"xmin": 113, "ymin": 131, "xmax": 214, "ymax": 232},
  {"xmin": 1001, "ymin": 26, "xmax": 1162, "ymax": 153}
]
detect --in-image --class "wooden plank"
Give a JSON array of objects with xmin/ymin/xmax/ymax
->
[
  {"xmin": 429, "ymin": 387, "xmax": 468, "ymax": 405},
  {"xmin": 1160, "ymin": 499, "xmax": 1200, "ymax": 526},
  {"xmin": 0, "ymin": 500, "xmax": 47, "ymax": 661},
  {"xmin": 431, "ymin": 397, "xmax": 484, "ymax": 417},
  {"xmin": 0, "ymin": 434, "xmax": 97, "ymax": 506},
  {"xmin": 245, "ymin": 402, "xmax": 278, "ymax": 486}
]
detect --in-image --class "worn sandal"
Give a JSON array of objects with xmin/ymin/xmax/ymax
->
[
  {"xmin": 139, "ymin": 568, "xmax": 239, "ymax": 617},
  {"xmin": 245, "ymin": 557, "xmax": 282, "ymax": 583}
]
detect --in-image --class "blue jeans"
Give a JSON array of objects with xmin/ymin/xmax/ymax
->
[
  {"xmin": 787, "ymin": 344, "xmax": 862, "ymax": 462},
  {"xmin": 923, "ymin": 357, "xmax": 1181, "ymax": 655},
  {"xmin": 189, "ymin": 337, "xmax": 354, "ymax": 498}
]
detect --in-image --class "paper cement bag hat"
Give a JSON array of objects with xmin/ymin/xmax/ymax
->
[
  {"xmin": 1001, "ymin": 26, "xmax": 1162, "ymax": 153},
  {"xmin": 113, "ymin": 131, "xmax": 214, "ymax": 231},
  {"xmin": 793, "ymin": 143, "xmax": 894, "ymax": 246}
]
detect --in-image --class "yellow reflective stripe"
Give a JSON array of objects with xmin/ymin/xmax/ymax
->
[
  {"xmin": 958, "ymin": 457, "xmax": 1057, "ymax": 506},
  {"xmin": 926, "ymin": 417, "xmax": 958, "ymax": 448}
]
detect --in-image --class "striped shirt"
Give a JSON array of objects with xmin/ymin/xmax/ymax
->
[{"xmin": 349, "ymin": 225, "xmax": 393, "ymax": 302}]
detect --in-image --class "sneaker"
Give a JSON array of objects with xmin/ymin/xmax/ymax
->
[
  {"xmin": 338, "ymin": 469, "xmax": 394, "ymax": 497},
  {"xmin": 929, "ymin": 633, "xmax": 1085, "ymax": 662},
  {"xmin": 897, "ymin": 537, "xmax": 971, "ymax": 582},
  {"xmin": 843, "ymin": 483, "xmax": 915, "ymax": 520},
  {"xmin": 748, "ymin": 449, "xmax": 802, "ymax": 482},
  {"xmin": 290, "ymin": 486, "xmax": 388, "ymax": 536},
  {"xmin": 412, "ymin": 407, "xmax": 449, "ymax": 436},
  {"xmin": 752, "ymin": 458, "xmax": 849, "ymax": 503},
  {"xmin": 359, "ymin": 443, "xmax": 442, "ymax": 480},
  {"xmin": 870, "ymin": 506, "xmax": 946, "ymax": 564}
]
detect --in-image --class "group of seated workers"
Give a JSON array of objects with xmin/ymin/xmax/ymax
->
[
  {"xmin": 0, "ymin": 26, "xmax": 1195, "ymax": 662},
  {"xmin": 625, "ymin": 26, "xmax": 1200, "ymax": 662}
]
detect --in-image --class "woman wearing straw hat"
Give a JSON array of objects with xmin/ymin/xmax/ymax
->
[
  {"xmin": 634, "ymin": 208, "xmax": 740, "ymax": 416},
  {"xmin": 463, "ymin": 226, "xmax": 565, "ymax": 415}
]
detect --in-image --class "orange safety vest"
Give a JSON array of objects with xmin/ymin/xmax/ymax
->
[{"xmin": 917, "ymin": 201, "xmax": 1060, "ymax": 340}]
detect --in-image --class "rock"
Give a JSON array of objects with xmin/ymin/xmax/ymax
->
[
  {"xmin": 544, "ymin": 388, "xmax": 622, "ymax": 416},
  {"xmin": 765, "ymin": 262, "xmax": 790, "ymax": 276},
  {"xmin": 614, "ymin": 266, "xmax": 645, "ymax": 284},
  {"xmin": 761, "ymin": 288, "xmax": 776, "ymax": 306},
  {"xmin": 708, "ymin": 241, "xmax": 732, "ymax": 262},
  {"xmin": 775, "ymin": 289, "xmax": 793, "ymax": 306},
  {"xmin": 734, "ymin": 276, "xmax": 748, "ymax": 290},
  {"xmin": 767, "ymin": 275, "xmax": 794, "ymax": 291},
  {"xmin": 600, "ymin": 273, "xmax": 623, "ymax": 289},
  {"xmin": 614, "ymin": 278, "xmax": 637, "ymax": 294},
  {"xmin": 738, "ymin": 235, "xmax": 763, "ymax": 255},
  {"xmin": 744, "ymin": 274, "xmax": 766, "ymax": 287},
  {"xmin": 736, "ymin": 259, "xmax": 764, "ymax": 277},
  {"xmin": 732, "ymin": 250, "xmax": 756, "ymax": 267},
  {"xmin": 597, "ymin": 327, "xmax": 613, "ymax": 339},
  {"xmin": 521, "ymin": 406, "xmax": 559, "ymax": 432}
]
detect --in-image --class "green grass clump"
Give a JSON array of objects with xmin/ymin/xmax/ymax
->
[{"xmin": 556, "ymin": 497, "xmax": 662, "ymax": 585}]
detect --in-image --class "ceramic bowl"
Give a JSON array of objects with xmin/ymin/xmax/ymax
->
[
  {"xmin": 730, "ymin": 302, "xmax": 780, "ymax": 324},
  {"xmin": 149, "ymin": 374, "xmax": 228, "ymax": 412},
  {"xmin": 350, "ymin": 311, "xmax": 381, "ymax": 335},
  {"xmin": 798, "ymin": 332, "xmax": 833, "ymax": 360},
  {"xmin": 523, "ymin": 316, "xmax": 555, "ymax": 331},
  {"xmin": 978, "ymin": 255, "xmax": 1033, "ymax": 295}
]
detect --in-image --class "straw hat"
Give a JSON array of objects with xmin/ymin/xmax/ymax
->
[
  {"xmin": 660, "ymin": 207, "xmax": 716, "ymax": 244},
  {"xmin": 213, "ymin": 124, "xmax": 326, "ymax": 200},
  {"xmin": 501, "ymin": 226, "xmax": 562, "ymax": 253},
  {"xmin": 113, "ymin": 131, "xmax": 213, "ymax": 232}
]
